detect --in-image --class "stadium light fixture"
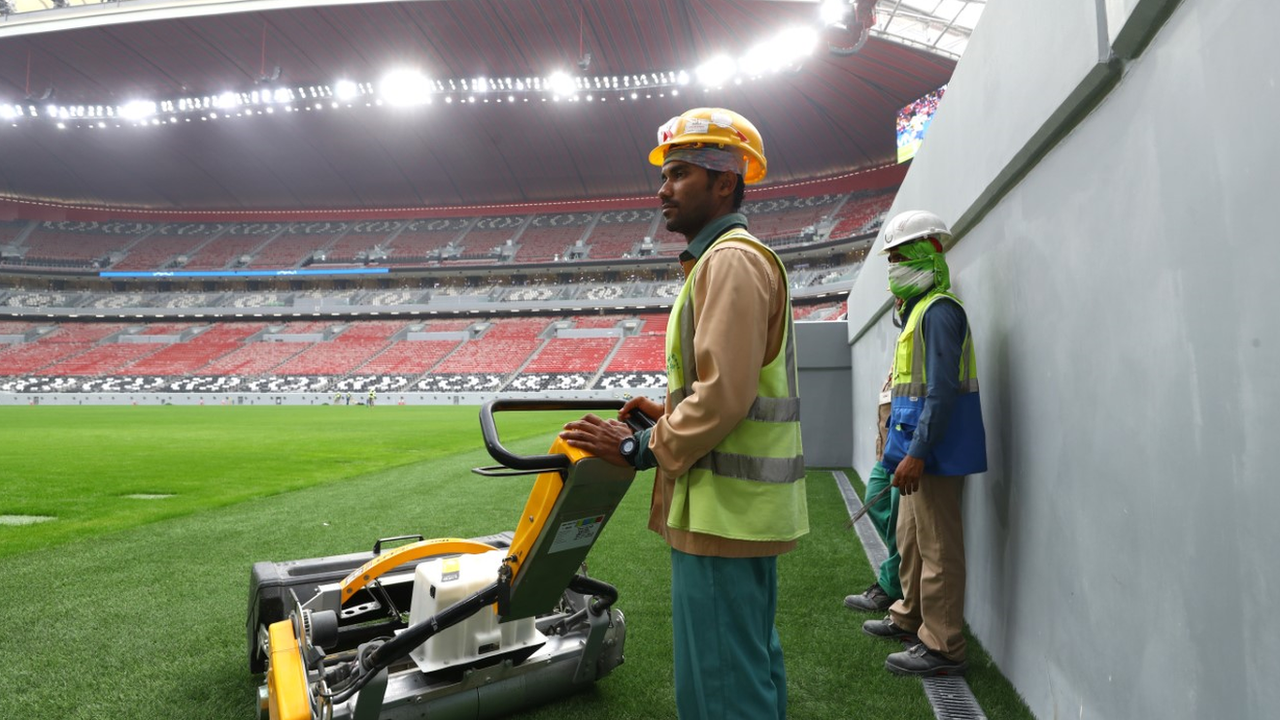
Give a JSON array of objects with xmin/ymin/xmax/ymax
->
[
  {"xmin": 695, "ymin": 55, "xmax": 736, "ymax": 87},
  {"xmin": 120, "ymin": 100, "xmax": 157, "ymax": 120},
  {"xmin": 547, "ymin": 71, "xmax": 577, "ymax": 98},
  {"xmin": 215, "ymin": 92, "xmax": 241, "ymax": 108},
  {"xmin": 380, "ymin": 69, "xmax": 433, "ymax": 106}
]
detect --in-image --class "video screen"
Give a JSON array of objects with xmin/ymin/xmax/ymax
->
[{"xmin": 896, "ymin": 84, "xmax": 947, "ymax": 163}]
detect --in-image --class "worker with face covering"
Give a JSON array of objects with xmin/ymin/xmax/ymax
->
[{"xmin": 860, "ymin": 210, "xmax": 987, "ymax": 677}]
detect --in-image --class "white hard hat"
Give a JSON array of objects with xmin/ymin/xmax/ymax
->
[{"xmin": 880, "ymin": 210, "xmax": 952, "ymax": 254}]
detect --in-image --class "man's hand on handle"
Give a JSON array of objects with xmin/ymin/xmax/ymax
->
[
  {"xmin": 620, "ymin": 396, "xmax": 664, "ymax": 425},
  {"xmin": 560, "ymin": 414, "xmax": 635, "ymax": 467}
]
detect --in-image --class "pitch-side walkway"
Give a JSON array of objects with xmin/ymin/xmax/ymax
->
[{"xmin": 833, "ymin": 470, "xmax": 988, "ymax": 720}]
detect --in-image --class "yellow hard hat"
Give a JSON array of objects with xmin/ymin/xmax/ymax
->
[{"xmin": 649, "ymin": 108, "xmax": 767, "ymax": 185}]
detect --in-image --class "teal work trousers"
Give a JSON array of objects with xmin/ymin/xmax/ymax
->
[
  {"xmin": 865, "ymin": 461, "xmax": 903, "ymax": 600},
  {"xmin": 671, "ymin": 549, "xmax": 787, "ymax": 720}
]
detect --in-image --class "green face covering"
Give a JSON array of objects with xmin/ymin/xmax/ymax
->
[{"xmin": 887, "ymin": 239, "xmax": 950, "ymax": 299}]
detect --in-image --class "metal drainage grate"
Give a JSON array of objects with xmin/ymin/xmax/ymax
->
[
  {"xmin": 0, "ymin": 515, "xmax": 56, "ymax": 526},
  {"xmin": 125, "ymin": 494, "xmax": 175, "ymax": 500},
  {"xmin": 923, "ymin": 675, "xmax": 987, "ymax": 720}
]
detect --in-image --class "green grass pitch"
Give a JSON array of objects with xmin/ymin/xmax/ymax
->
[{"xmin": 0, "ymin": 405, "xmax": 1031, "ymax": 720}]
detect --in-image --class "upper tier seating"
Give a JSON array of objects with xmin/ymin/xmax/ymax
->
[
  {"xmin": 829, "ymin": 190, "xmax": 897, "ymax": 239},
  {"xmin": 456, "ymin": 215, "xmax": 525, "ymax": 260},
  {"xmin": 585, "ymin": 210, "xmax": 655, "ymax": 260},
  {"xmin": 744, "ymin": 195, "xmax": 843, "ymax": 246},
  {"xmin": 21, "ymin": 221, "xmax": 154, "ymax": 266},
  {"xmin": 0, "ymin": 220, "xmax": 28, "ymax": 245},
  {"xmin": 325, "ymin": 221, "xmax": 402, "ymax": 263},
  {"xmin": 388, "ymin": 219, "xmax": 470, "ymax": 261},
  {"xmin": 513, "ymin": 213, "xmax": 594, "ymax": 263},
  {"xmin": 112, "ymin": 224, "xmax": 223, "ymax": 271},
  {"xmin": 244, "ymin": 223, "xmax": 346, "ymax": 268}
]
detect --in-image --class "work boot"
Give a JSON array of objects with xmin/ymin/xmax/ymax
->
[
  {"xmin": 861, "ymin": 616, "xmax": 919, "ymax": 643},
  {"xmin": 844, "ymin": 583, "xmax": 894, "ymax": 612},
  {"xmin": 885, "ymin": 643, "xmax": 968, "ymax": 677}
]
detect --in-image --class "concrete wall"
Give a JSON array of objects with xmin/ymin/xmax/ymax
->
[{"xmin": 845, "ymin": 1, "xmax": 1278, "ymax": 718}]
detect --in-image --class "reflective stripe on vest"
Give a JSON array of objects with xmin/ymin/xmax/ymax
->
[{"xmin": 664, "ymin": 229, "xmax": 808, "ymax": 541}]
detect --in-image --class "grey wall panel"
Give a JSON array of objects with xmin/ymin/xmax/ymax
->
[
  {"xmin": 847, "ymin": 0, "xmax": 1108, "ymax": 338},
  {"xmin": 848, "ymin": 313, "xmax": 896, "ymax": 477},
  {"xmin": 795, "ymin": 321, "xmax": 853, "ymax": 468},
  {"xmin": 845, "ymin": 0, "xmax": 1280, "ymax": 717}
]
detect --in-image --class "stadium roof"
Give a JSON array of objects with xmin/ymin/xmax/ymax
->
[{"xmin": 0, "ymin": 0, "xmax": 978, "ymax": 212}]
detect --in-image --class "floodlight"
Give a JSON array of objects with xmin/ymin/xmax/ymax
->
[
  {"xmin": 334, "ymin": 79, "xmax": 359, "ymax": 101},
  {"xmin": 380, "ymin": 69, "xmax": 433, "ymax": 106},
  {"xmin": 120, "ymin": 100, "xmax": 157, "ymax": 120},
  {"xmin": 0, "ymin": 105, "xmax": 15, "ymax": 120},
  {"xmin": 547, "ymin": 71, "xmax": 576, "ymax": 97},
  {"xmin": 695, "ymin": 55, "xmax": 736, "ymax": 87}
]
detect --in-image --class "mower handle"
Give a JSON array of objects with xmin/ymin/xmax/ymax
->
[{"xmin": 478, "ymin": 398, "xmax": 655, "ymax": 472}]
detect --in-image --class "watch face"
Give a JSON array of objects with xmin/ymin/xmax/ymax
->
[{"xmin": 620, "ymin": 436, "xmax": 638, "ymax": 457}]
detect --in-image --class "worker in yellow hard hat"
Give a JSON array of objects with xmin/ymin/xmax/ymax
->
[{"xmin": 562, "ymin": 108, "xmax": 806, "ymax": 720}]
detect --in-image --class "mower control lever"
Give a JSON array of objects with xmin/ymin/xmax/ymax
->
[{"xmin": 478, "ymin": 398, "xmax": 653, "ymax": 472}]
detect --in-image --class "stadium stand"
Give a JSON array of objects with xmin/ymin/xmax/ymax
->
[
  {"xmin": 744, "ymin": 195, "xmax": 844, "ymax": 246},
  {"xmin": 183, "ymin": 223, "xmax": 283, "ymax": 270},
  {"xmin": 248, "ymin": 223, "xmax": 348, "ymax": 269},
  {"xmin": 270, "ymin": 321, "xmax": 407, "ymax": 376},
  {"xmin": 199, "ymin": 342, "xmax": 307, "ymax": 376},
  {"xmin": 41, "ymin": 342, "xmax": 162, "ymax": 376},
  {"xmin": 124, "ymin": 337, "xmax": 238, "ymax": 376},
  {"xmin": 421, "ymin": 316, "xmax": 548, "ymax": 391},
  {"xmin": 388, "ymin": 218, "xmax": 470, "ymax": 262},
  {"xmin": 455, "ymin": 215, "xmax": 525, "ymax": 261},
  {"xmin": 587, "ymin": 210, "xmax": 656, "ymax": 260},
  {"xmin": 17, "ymin": 221, "xmax": 154, "ymax": 268},
  {"xmin": 112, "ymin": 224, "xmax": 223, "ymax": 271},
  {"xmin": 324, "ymin": 221, "xmax": 402, "ymax": 264},
  {"xmin": 596, "ymin": 326, "xmax": 667, "ymax": 389},
  {"xmin": 509, "ymin": 336, "xmax": 618, "ymax": 391},
  {"xmin": 513, "ymin": 213, "xmax": 594, "ymax": 263},
  {"xmin": 0, "ymin": 220, "xmax": 29, "ymax": 245},
  {"xmin": 828, "ymin": 189, "xmax": 897, "ymax": 239}
]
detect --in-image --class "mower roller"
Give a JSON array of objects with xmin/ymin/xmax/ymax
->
[{"xmin": 246, "ymin": 399, "xmax": 649, "ymax": 720}]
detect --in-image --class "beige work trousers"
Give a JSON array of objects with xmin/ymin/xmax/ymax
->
[{"xmin": 888, "ymin": 473, "xmax": 967, "ymax": 661}]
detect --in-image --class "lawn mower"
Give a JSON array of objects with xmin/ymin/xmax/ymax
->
[{"xmin": 246, "ymin": 399, "xmax": 649, "ymax": 720}]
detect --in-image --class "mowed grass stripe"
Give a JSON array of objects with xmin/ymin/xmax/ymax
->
[{"xmin": 0, "ymin": 406, "xmax": 579, "ymax": 559}]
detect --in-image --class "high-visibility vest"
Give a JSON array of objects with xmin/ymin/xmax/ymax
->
[
  {"xmin": 884, "ymin": 289, "xmax": 987, "ymax": 476},
  {"xmin": 664, "ymin": 229, "xmax": 809, "ymax": 542}
]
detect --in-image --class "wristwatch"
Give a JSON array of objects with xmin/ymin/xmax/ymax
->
[{"xmin": 618, "ymin": 435, "xmax": 640, "ymax": 467}]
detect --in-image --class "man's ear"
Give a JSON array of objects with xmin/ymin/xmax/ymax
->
[{"xmin": 715, "ymin": 171, "xmax": 738, "ymax": 201}]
